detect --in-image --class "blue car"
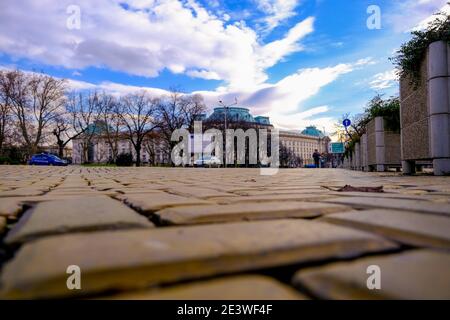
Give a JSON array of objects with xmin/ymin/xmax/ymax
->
[{"xmin": 29, "ymin": 153, "xmax": 68, "ymax": 166}]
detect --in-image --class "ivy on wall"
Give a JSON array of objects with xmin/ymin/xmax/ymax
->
[
  {"xmin": 364, "ymin": 95, "xmax": 400, "ymax": 133},
  {"xmin": 343, "ymin": 95, "xmax": 400, "ymax": 158},
  {"xmin": 390, "ymin": 12, "xmax": 450, "ymax": 89}
]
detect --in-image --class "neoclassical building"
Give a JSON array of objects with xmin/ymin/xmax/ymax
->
[
  {"xmin": 279, "ymin": 126, "xmax": 330, "ymax": 165},
  {"xmin": 72, "ymin": 123, "xmax": 168, "ymax": 165},
  {"xmin": 71, "ymin": 108, "xmax": 330, "ymax": 166}
]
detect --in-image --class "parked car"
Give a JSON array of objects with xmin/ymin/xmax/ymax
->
[
  {"xmin": 194, "ymin": 156, "xmax": 221, "ymax": 167},
  {"xmin": 29, "ymin": 153, "xmax": 68, "ymax": 166}
]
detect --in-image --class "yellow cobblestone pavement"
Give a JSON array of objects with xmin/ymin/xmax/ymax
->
[{"xmin": 0, "ymin": 166, "xmax": 449, "ymax": 299}]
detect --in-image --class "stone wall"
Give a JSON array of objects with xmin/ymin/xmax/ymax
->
[
  {"xmin": 385, "ymin": 132, "xmax": 401, "ymax": 165},
  {"xmin": 354, "ymin": 142, "xmax": 361, "ymax": 171},
  {"xmin": 367, "ymin": 120, "xmax": 376, "ymax": 166},
  {"xmin": 366, "ymin": 117, "xmax": 401, "ymax": 172},
  {"xmin": 360, "ymin": 133, "xmax": 368, "ymax": 171},
  {"xmin": 400, "ymin": 41, "xmax": 450, "ymax": 175},
  {"xmin": 400, "ymin": 51, "xmax": 430, "ymax": 161}
]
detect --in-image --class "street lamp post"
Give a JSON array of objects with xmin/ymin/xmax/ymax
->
[{"xmin": 218, "ymin": 98, "xmax": 237, "ymax": 167}]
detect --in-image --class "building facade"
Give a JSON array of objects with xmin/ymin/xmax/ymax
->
[
  {"xmin": 279, "ymin": 126, "xmax": 330, "ymax": 165},
  {"xmin": 71, "ymin": 109, "xmax": 330, "ymax": 166},
  {"xmin": 72, "ymin": 128, "xmax": 168, "ymax": 165}
]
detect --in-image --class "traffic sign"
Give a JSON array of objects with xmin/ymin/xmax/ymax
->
[
  {"xmin": 343, "ymin": 119, "xmax": 351, "ymax": 127},
  {"xmin": 329, "ymin": 142, "xmax": 345, "ymax": 154}
]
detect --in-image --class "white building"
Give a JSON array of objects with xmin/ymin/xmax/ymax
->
[
  {"xmin": 72, "ymin": 133, "xmax": 168, "ymax": 165},
  {"xmin": 279, "ymin": 126, "xmax": 330, "ymax": 165}
]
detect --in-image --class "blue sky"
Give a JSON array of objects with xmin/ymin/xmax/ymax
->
[{"xmin": 1, "ymin": 0, "xmax": 448, "ymax": 133}]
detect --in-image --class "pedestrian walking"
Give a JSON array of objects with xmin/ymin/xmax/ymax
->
[{"xmin": 313, "ymin": 149, "xmax": 321, "ymax": 168}]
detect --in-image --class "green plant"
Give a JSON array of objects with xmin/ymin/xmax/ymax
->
[
  {"xmin": 391, "ymin": 12, "xmax": 450, "ymax": 88},
  {"xmin": 116, "ymin": 153, "xmax": 133, "ymax": 167},
  {"xmin": 0, "ymin": 156, "xmax": 12, "ymax": 164},
  {"xmin": 364, "ymin": 95, "xmax": 400, "ymax": 132},
  {"xmin": 342, "ymin": 94, "xmax": 400, "ymax": 158},
  {"xmin": 81, "ymin": 163, "xmax": 117, "ymax": 167},
  {"xmin": 0, "ymin": 146, "xmax": 28, "ymax": 164}
]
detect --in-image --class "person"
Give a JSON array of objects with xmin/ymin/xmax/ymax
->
[
  {"xmin": 312, "ymin": 149, "xmax": 321, "ymax": 168},
  {"xmin": 320, "ymin": 153, "xmax": 326, "ymax": 168}
]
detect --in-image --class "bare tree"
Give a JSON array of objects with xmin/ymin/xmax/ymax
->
[
  {"xmin": 51, "ymin": 114, "xmax": 84, "ymax": 158},
  {"xmin": 66, "ymin": 91, "xmax": 104, "ymax": 163},
  {"xmin": 156, "ymin": 90, "xmax": 206, "ymax": 163},
  {"xmin": 100, "ymin": 94, "xmax": 122, "ymax": 163},
  {"xmin": 280, "ymin": 144, "xmax": 303, "ymax": 168},
  {"xmin": 118, "ymin": 92, "xmax": 158, "ymax": 167},
  {"xmin": 0, "ymin": 71, "xmax": 13, "ymax": 152},
  {"xmin": 2, "ymin": 70, "xmax": 66, "ymax": 157}
]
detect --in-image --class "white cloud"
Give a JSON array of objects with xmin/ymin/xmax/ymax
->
[
  {"xmin": 256, "ymin": 0, "xmax": 300, "ymax": 31},
  {"xmin": 2, "ymin": 54, "xmax": 369, "ymax": 133},
  {"xmin": 0, "ymin": 0, "xmax": 313, "ymax": 89},
  {"xmin": 413, "ymin": 2, "xmax": 450, "ymax": 30},
  {"xmin": 387, "ymin": 0, "xmax": 449, "ymax": 32},
  {"xmin": 257, "ymin": 17, "xmax": 314, "ymax": 70},
  {"xmin": 369, "ymin": 70, "xmax": 398, "ymax": 90},
  {"xmin": 267, "ymin": 106, "xmax": 334, "ymax": 131},
  {"xmin": 0, "ymin": 0, "xmax": 376, "ymax": 133},
  {"xmin": 194, "ymin": 58, "xmax": 373, "ymax": 130},
  {"xmin": 186, "ymin": 69, "xmax": 221, "ymax": 80},
  {"xmin": 66, "ymin": 79, "xmax": 171, "ymax": 97}
]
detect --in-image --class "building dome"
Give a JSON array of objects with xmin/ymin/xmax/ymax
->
[
  {"xmin": 301, "ymin": 126, "xmax": 325, "ymax": 137},
  {"xmin": 85, "ymin": 120, "xmax": 110, "ymax": 135},
  {"xmin": 207, "ymin": 107, "xmax": 256, "ymax": 123},
  {"xmin": 255, "ymin": 116, "xmax": 270, "ymax": 125}
]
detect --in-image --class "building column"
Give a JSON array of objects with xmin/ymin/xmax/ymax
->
[
  {"xmin": 361, "ymin": 134, "xmax": 368, "ymax": 172},
  {"xmin": 402, "ymin": 160, "xmax": 415, "ymax": 175},
  {"xmin": 375, "ymin": 116, "xmax": 385, "ymax": 172},
  {"xmin": 428, "ymin": 41, "xmax": 450, "ymax": 175},
  {"xmin": 355, "ymin": 142, "xmax": 361, "ymax": 171}
]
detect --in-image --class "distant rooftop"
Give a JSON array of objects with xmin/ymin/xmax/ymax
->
[
  {"xmin": 301, "ymin": 126, "xmax": 325, "ymax": 138},
  {"xmin": 207, "ymin": 107, "xmax": 271, "ymax": 125}
]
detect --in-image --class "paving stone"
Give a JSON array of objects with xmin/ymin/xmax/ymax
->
[
  {"xmin": 323, "ymin": 197, "xmax": 450, "ymax": 217},
  {"xmin": 116, "ymin": 188, "xmax": 166, "ymax": 194},
  {"xmin": 321, "ymin": 209, "xmax": 450, "ymax": 249},
  {"xmin": 215, "ymin": 194, "xmax": 332, "ymax": 204},
  {"xmin": 105, "ymin": 275, "xmax": 307, "ymax": 300},
  {"xmin": 166, "ymin": 186, "xmax": 236, "ymax": 199},
  {"xmin": 234, "ymin": 188, "xmax": 328, "ymax": 196},
  {"xmin": 119, "ymin": 192, "xmax": 211, "ymax": 213},
  {"xmin": 5, "ymin": 196, "xmax": 154, "ymax": 245},
  {"xmin": 17, "ymin": 194, "xmax": 118, "ymax": 204},
  {"xmin": 91, "ymin": 184, "xmax": 124, "ymax": 191},
  {"xmin": 326, "ymin": 191, "xmax": 447, "ymax": 201},
  {"xmin": 0, "ymin": 188, "xmax": 46, "ymax": 197},
  {"xmin": 0, "ymin": 219, "xmax": 397, "ymax": 299},
  {"xmin": 155, "ymin": 202, "xmax": 351, "ymax": 225},
  {"xmin": 0, "ymin": 198, "xmax": 24, "ymax": 217},
  {"xmin": 45, "ymin": 190, "xmax": 117, "ymax": 197},
  {"xmin": 293, "ymin": 250, "xmax": 450, "ymax": 299}
]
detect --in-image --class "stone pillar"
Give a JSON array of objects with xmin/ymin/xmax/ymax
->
[
  {"xmin": 355, "ymin": 142, "xmax": 361, "ymax": 171},
  {"xmin": 375, "ymin": 117, "xmax": 385, "ymax": 172},
  {"xmin": 428, "ymin": 41, "xmax": 450, "ymax": 175},
  {"xmin": 351, "ymin": 152, "xmax": 355, "ymax": 170},
  {"xmin": 361, "ymin": 134, "xmax": 368, "ymax": 171},
  {"xmin": 402, "ymin": 160, "xmax": 415, "ymax": 175},
  {"xmin": 399, "ymin": 98, "xmax": 411, "ymax": 174}
]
